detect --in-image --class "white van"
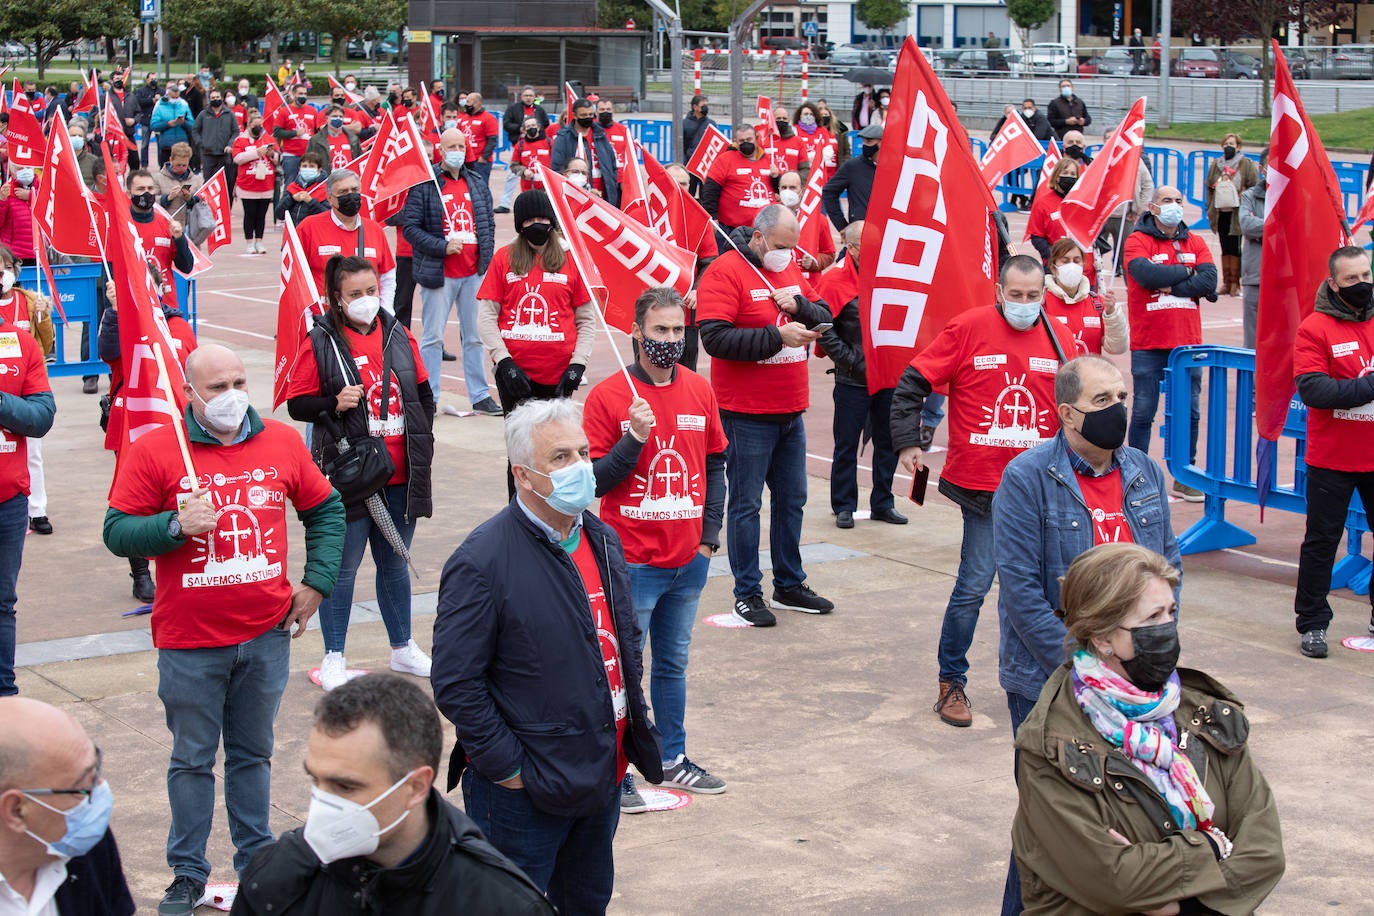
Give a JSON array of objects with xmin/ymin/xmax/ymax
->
[{"xmin": 1029, "ymin": 42, "xmax": 1075, "ymax": 75}]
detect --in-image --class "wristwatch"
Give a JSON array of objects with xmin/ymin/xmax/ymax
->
[{"xmin": 167, "ymin": 513, "xmax": 183, "ymax": 540}]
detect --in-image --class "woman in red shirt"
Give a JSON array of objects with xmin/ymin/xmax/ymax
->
[
  {"xmin": 285, "ymin": 255, "xmax": 435, "ymax": 692},
  {"xmin": 1027, "ymin": 156, "xmax": 1098, "ymax": 290},
  {"xmin": 231, "ymin": 111, "xmax": 278, "ymax": 254},
  {"xmin": 511, "ymin": 116, "xmax": 552, "ymax": 193},
  {"xmin": 1042, "ymin": 238, "xmax": 1128, "ymax": 357},
  {"xmin": 793, "ymin": 101, "xmax": 837, "ymax": 182}
]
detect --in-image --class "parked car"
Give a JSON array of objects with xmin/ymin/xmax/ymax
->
[
  {"xmin": 346, "ymin": 38, "xmax": 399, "ymax": 60},
  {"xmin": 1222, "ymin": 51, "xmax": 1261, "ymax": 79},
  {"xmin": 0, "ymin": 41, "xmax": 30, "ymax": 59},
  {"xmin": 945, "ymin": 48, "xmax": 1021, "ymax": 76},
  {"xmin": 1029, "ymin": 42, "xmax": 1074, "ymax": 75},
  {"xmin": 1283, "ymin": 47, "xmax": 1312, "ymax": 79},
  {"xmin": 1084, "ymin": 47, "xmax": 1141, "ymax": 76},
  {"xmin": 1311, "ymin": 47, "xmax": 1374, "ymax": 79},
  {"xmin": 1172, "ymin": 47, "xmax": 1222, "ymax": 78},
  {"xmin": 760, "ymin": 36, "xmax": 808, "ymax": 52},
  {"xmin": 827, "ymin": 43, "xmax": 892, "ymax": 68}
]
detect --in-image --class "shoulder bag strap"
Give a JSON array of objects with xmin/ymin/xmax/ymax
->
[
  {"xmin": 378, "ymin": 324, "xmax": 392, "ymax": 423},
  {"xmin": 1039, "ymin": 311, "xmax": 1069, "ymax": 365}
]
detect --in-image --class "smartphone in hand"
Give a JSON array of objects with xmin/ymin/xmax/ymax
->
[{"xmin": 909, "ymin": 463, "xmax": 930, "ymax": 506}]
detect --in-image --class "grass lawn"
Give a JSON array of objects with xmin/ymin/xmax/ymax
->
[{"xmin": 1147, "ymin": 107, "xmax": 1374, "ymax": 152}]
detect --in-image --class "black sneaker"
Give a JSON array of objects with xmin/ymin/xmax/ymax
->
[
  {"xmin": 771, "ymin": 583, "xmax": 834, "ymax": 615},
  {"xmin": 28, "ymin": 516, "xmax": 52, "ymax": 535},
  {"xmin": 494, "ymin": 206, "xmax": 511, "ymax": 214},
  {"xmin": 471, "ymin": 396, "xmax": 504, "ymax": 416},
  {"xmin": 1300, "ymin": 628, "xmax": 1328, "ymax": 659},
  {"xmin": 732, "ymin": 595, "xmax": 776, "ymax": 627},
  {"xmin": 620, "ymin": 772, "xmax": 648, "ymax": 814},
  {"xmin": 158, "ymin": 876, "xmax": 205, "ymax": 915},
  {"xmin": 442, "ymin": 349, "xmax": 458, "ymax": 362},
  {"xmin": 1368, "ymin": 612, "xmax": 1374, "ymax": 637},
  {"xmin": 661, "ymin": 754, "xmax": 727, "ymax": 794}
]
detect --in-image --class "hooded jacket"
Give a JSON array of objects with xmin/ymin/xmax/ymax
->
[
  {"xmin": 1294, "ymin": 280, "xmax": 1374, "ymax": 413},
  {"xmin": 230, "ymin": 790, "xmax": 553, "ymax": 916},
  {"xmin": 1013, "ymin": 666, "xmax": 1285, "ymax": 915},
  {"xmin": 549, "ymin": 123, "xmax": 620, "ymax": 208}
]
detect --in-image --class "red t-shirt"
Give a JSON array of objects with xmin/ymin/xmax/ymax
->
[
  {"xmin": 583, "ymin": 367, "xmax": 728, "ymax": 567},
  {"xmin": 476, "ymin": 246, "xmax": 589, "ymax": 385},
  {"xmin": 1076, "ymin": 468, "xmax": 1135, "ymax": 545},
  {"xmin": 1294, "ymin": 309, "xmax": 1374, "ymax": 472},
  {"xmin": 911, "ymin": 306, "xmax": 1073, "ymax": 492},
  {"xmin": 0, "ymin": 323, "xmax": 47, "ymax": 502},
  {"xmin": 1044, "ymin": 290, "xmax": 1107, "ymax": 356},
  {"xmin": 0, "ymin": 292, "xmax": 33, "ymax": 335},
  {"xmin": 696, "ymin": 251, "xmax": 818, "ymax": 414},
  {"xmin": 1123, "ymin": 228, "xmax": 1213, "ymax": 351},
  {"xmin": 798, "ymin": 127, "xmax": 837, "ymax": 177},
  {"xmin": 285, "ymin": 323, "xmax": 428, "ymax": 485},
  {"xmin": 706, "ymin": 150, "xmax": 775, "ymax": 228},
  {"xmin": 296, "ymin": 211, "xmax": 397, "ymax": 300},
  {"xmin": 279, "ymin": 104, "xmax": 319, "ymax": 156},
  {"xmin": 1025, "ymin": 189, "xmax": 1098, "ymax": 289},
  {"xmin": 437, "ymin": 174, "xmax": 480, "ymax": 278},
  {"xmin": 569, "ymin": 534, "xmax": 628, "ymax": 781},
  {"xmin": 601, "ymin": 122, "xmax": 632, "ymax": 170},
  {"xmin": 515, "ymin": 139, "xmax": 552, "ymax": 192},
  {"xmin": 107, "ymin": 419, "xmax": 335, "ymax": 649},
  {"xmin": 131, "ymin": 212, "xmax": 179, "ymax": 306},
  {"xmin": 457, "ymin": 110, "xmax": 498, "ymax": 163},
  {"xmin": 232, "ymin": 134, "xmax": 276, "ymax": 195},
  {"xmin": 321, "ymin": 131, "xmax": 353, "ymax": 170},
  {"xmin": 770, "ymin": 134, "xmax": 808, "ymax": 175}
]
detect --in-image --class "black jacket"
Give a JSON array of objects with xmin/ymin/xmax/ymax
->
[
  {"xmin": 818, "ymin": 255, "xmax": 866, "ymax": 389},
  {"xmin": 432, "ymin": 504, "xmax": 663, "ymax": 816},
  {"xmin": 401, "ymin": 164, "xmax": 496, "ymax": 288},
  {"xmin": 992, "ymin": 110, "xmax": 1054, "ymax": 143},
  {"xmin": 230, "ymin": 790, "xmax": 553, "ymax": 916},
  {"xmin": 287, "ymin": 311, "xmax": 435, "ymax": 522},
  {"xmin": 502, "ymin": 101, "xmax": 549, "ymax": 142},
  {"xmin": 48, "ymin": 829, "xmax": 135, "ymax": 916},
  {"xmin": 682, "ymin": 113, "xmax": 715, "ymax": 163},
  {"xmin": 1046, "ymin": 93, "xmax": 1092, "ymax": 138},
  {"xmin": 822, "ymin": 154, "xmax": 876, "ymax": 232},
  {"xmin": 549, "ymin": 124, "xmax": 620, "ymax": 207}
]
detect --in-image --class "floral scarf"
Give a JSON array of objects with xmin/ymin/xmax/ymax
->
[{"xmin": 1069, "ymin": 649, "xmax": 1215, "ymax": 831}]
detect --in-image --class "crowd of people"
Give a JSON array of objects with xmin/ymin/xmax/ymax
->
[{"xmin": 3, "ymin": 62, "xmax": 1371, "ymax": 915}]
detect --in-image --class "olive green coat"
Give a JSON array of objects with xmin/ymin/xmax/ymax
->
[{"xmin": 1013, "ymin": 666, "xmax": 1284, "ymax": 915}]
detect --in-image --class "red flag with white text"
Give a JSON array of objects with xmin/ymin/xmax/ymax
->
[
  {"xmin": 858, "ymin": 37, "xmax": 998, "ymax": 394},
  {"xmin": 194, "ymin": 168, "xmax": 233, "ymax": 253},
  {"xmin": 540, "ymin": 165, "xmax": 694, "ymax": 333},
  {"xmin": 979, "ymin": 113, "xmax": 1046, "ymax": 190},
  {"xmin": 623, "ymin": 144, "xmax": 712, "ymax": 259},
  {"xmin": 328, "ymin": 74, "xmax": 362, "ymax": 105},
  {"xmin": 1040, "ymin": 137, "xmax": 1061, "ymax": 182},
  {"xmin": 34, "ymin": 109, "xmax": 107, "ymax": 258},
  {"xmin": 262, "ymin": 75, "xmax": 287, "ymax": 129},
  {"xmin": 273, "ymin": 215, "xmax": 324, "ymax": 409},
  {"xmin": 684, "ymin": 123, "xmax": 730, "ymax": 180},
  {"xmin": 359, "ymin": 111, "xmax": 434, "ymax": 205},
  {"xmin": 1055, "ymin": 98, "xmax": 1147, "ymax": 250},
  {"xmin": 5, "ymin": 79, "xmax": 44, "ymax": 167},
  {"xmin": 795, "ymin": 163, "xmax": 831, "ymax": 263}
]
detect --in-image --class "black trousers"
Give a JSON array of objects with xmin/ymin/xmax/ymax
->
[
  {"xmin": 394, "ymin": 256, "xmax": 416, "ymax": 329},
  {"xmin": 241, "ymin": 198, "xmax": 270, "ymax": 240},
  {"xmin": 829, "ymin": 384, "xmax": 897, "ymax": 514},
  {"xmin": 1295, "ymin": 464, "xmax": 1374, "ymax": 633}
]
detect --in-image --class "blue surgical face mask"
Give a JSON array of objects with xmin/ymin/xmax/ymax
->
[
  {"xmin": 523, "ymin": 460, "xmax": 596, "ymax": 516},
  {"xmin": 298, "ymin": 167, "xmax": 321, "ymax": 184},
  {"xmin": 1156, "ymin": 203, "xmax": 1185, "ymax": 228},
  {"xmin": 329, "ymin": 116, "xmax": 344, "ymax": 129},
  {"xmin": 70, "ymin": 135, "xmax": 86, "ymax": 151},
  {"xmin": 24, "ymin": 781, "xmax": 114, "ymax": 859},
  {"xmin": 1002, "ymin": 298, "xmax": 1043, "ymax": 331},
  {"xmin": 443, "ymin": 150, "xmax": 465, "ymax": 170},
  {"xmin": 1060, "ymin": 86, "xmax": 1073, "ymax": 98}
]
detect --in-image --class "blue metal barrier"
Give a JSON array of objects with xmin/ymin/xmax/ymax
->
[
  {"xmin": 18, "ymin": 262, "xmax": 104, "ymax": 377},
  {"xmin": 1162, "ymin": 345, "xmax": 1370, "ymax": 593}
]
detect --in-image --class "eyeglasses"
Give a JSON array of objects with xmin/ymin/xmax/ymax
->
[{"xmin": 20, "ymin": 748, "xmax": 103, "ymax": 798}]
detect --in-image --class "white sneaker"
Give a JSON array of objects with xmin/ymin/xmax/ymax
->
[
  {"xmin": 253, "ymin": 240, "xmax": 266, "ymax": 254},
  {"xmin": 319, "ymin": 652, "xmax": 349, "ymax": 691},
  {"xmin": 390, "ymin": 639, "xmax": 432, "ymax": 678}
]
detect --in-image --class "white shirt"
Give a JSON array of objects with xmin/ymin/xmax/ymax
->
[{"xmin": 0, "ymin": 858, "xmax": 69, "ymax": 916}]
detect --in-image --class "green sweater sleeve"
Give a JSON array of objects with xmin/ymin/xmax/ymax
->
[
  {"xmin": 297, "ymin": 489, "xmax": 346, "ymax": 597},
  {"xmin": 102, "ymin": 507, "xmax": 183, "ymax": 558}
]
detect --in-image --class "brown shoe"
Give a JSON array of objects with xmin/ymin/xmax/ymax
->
[{"xmin": 934, "ymin": 681, "xmax": 973, "ymax": 727}]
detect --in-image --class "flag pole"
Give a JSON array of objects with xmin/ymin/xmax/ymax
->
[
  {"xmin": 151, "ymin": 342, "xmax": 198, "ymax": 486},
  {"xmin": 1107, "ymin": 202, "xmax": 1130, "ymax": 281}
]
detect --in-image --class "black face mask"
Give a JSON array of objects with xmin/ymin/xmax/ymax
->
[
  {"xmin": 1064, "ymin": 145, "xmax": 1084, "ymax": 160},
  {"xmin": 149, "ymin": 82, "xmax": 159, "ymax": 92},
  {"xmin": 698, "ymin": 105, "xmax": 709, "ymax": 117},
  {"xmin": 1223, "ymin": 145, "xmax": 1237, "ymax": 157},
  {"xmin": 210, "ymin": 98, "xmax": 223, "ymax": 108},
  {"xmin": 737, "ymin": 141, "xmax": 756, "ymax": 157},
  {"xmin": 776, "ymin": 121, "xmax": 793, "ymax": 138},
  {"xmin": 131, "ymin": 191, "xmax": 155, "ymax": 211},
  {"xmin": 525, "ymin": 128, "xmax": 541, "ymax": 140},
  {"xmin": 464, "ymin": 104, "xmax": 475, "ymax": 115},
  {"xmin": 1070, "ymin": 401, "xmax": 1127, "ymax": 451},
  {"xmin": 597, "ymin": 111, "xmax": 613, "ymax": 127},
  {"xmin": 295, "ymin": 98, "xmax": 308, "ymax": 107},
  {"xmin": 861, "ymin": 144, "xmax": 878, "ymax": 161},
  {"xmin": 335, "ymin": 193, "xmax": 363, "ymax": 218},
  {"xmin": 1118, "ymin": 619, "xmax": 1180, "ymax": 693},
  {"xmin": 520, "ymin": 222, "xmax": 552, "ymax": 247},
  {"xmin": 250, "ymin": 126, "xmax": 263, "ymax": 138},
  {"xmin": 332, "ymin": 96, "xmax": 345, "ymax": 106},
  {"xmin": 1336, "ymin": 280, "xmax": 1374, "ymax": 314},
  {"xmin": 113, "ymin": 80, "xmax": 124, "ymax": 90},
  {"xmin": 403, "ymin": 99, "xmax": 416, "ymax": 108},
  {"xmin": 576, "ymin": 115, "xmax": 594, "ymax": 129},
  {"xmin": 1057, "ymin": 175, "xmax": 1077, "ymax": 194}
]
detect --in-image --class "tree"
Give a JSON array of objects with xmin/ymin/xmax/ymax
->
[
  {"xmin": 598, "ymin": 0, "xmax": 650, "ymax": 30},
  {"xmin": 0, "ymin": 0, "xmax": 136, "ymax": 78},
  {"xmin": 854, "ymin": 0, "xmax": 908, "ymax": 37},
  {"xmin": 163, "ymin": 0, "xmax": 275, "ymax": 64},
  {"xmin": 1006, "ymin": 0, "xmax": 1056, "ymax": 50},
  {"xmin": 276, "ymin": 0, "xmax": 405, "ymax": 73}
]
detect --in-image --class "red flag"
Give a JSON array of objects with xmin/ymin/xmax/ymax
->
[
  {"xmin": 1256, "ymin": 41, "xmax": 1351, "ymax": 445},
  {"xmin": 540, "ymin": 165, "xmax": 694, "ymax": 333},
  {"xmin": 1351, "ymin": 191, "xmax": 1374, "ymax": 235},
  {"xmin": 563, "ymin": 82, "xmax": 578, "ymax": 124},
  {"xmin": 262, "ymin": 75, "xmax": 287, "ymax": 129},
  {"xmin": 624, "ymin": 144, "xmax": 712, "ymax": 259},
  {"xmin": 34, "ymin": 109, "xmax": 107, "ymax": 258},
  {"xmin": 5, "ymin": 80, "xmax": 44, "ymax": 167},
  {"xmin": 72, "ymin": 77, "xmax": 99, "ymax": 114},
  {"xmin": 359, "ymin": 111, "xmax": 434, "ymax": 205},
  {"xmin": 100, "ymin": 144, "xmax": 190, "ymax": 448},
  {"xmin": 755, "ymin": 95, "xmax": 775, "ymax": 161},
  {"xmin": 328, "ymin": 74, "xmax": 362, "ymax": 105},
  {"xmin": 273, "ymin": 215, "xmax": 324, "ymax": 409},
  {"xmin": 684, "ymin": 123, "xmax": 730, "ymax": 180},
  {"xmin": 795, "ymin": 163, "xmax": 831, "ymax": 263},
  {"xmin": 152, "ymin": 204, "xmax": 214, "ymax": 277},
  {"xmin": 1040, "ymin": 137, "xmax": 1061, "ymax": 182},
  {"xmin": 1054, "ymin": 97, "xmax": 1147, "ymax": 250},
  {"xmin": 858, "ymin": 37, "xmax": 998, "ymax": 395},
  {"xmin": 34, "ymin": 239, "xmax": 68, "ymax": 323},
  {"xmin": 194, "ymin": 168, "xmax": 233, "ymax": 253},
  {"xmin": 104, "ymin": 93, "xmax": 136, "ymax": 152},
  {"xmin": 979, "ymin": 113, "xmax": 1046, "ymax": 190}
]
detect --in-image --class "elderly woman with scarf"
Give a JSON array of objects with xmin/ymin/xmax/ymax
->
[{"xmin": 1012, "ymin": 542, "xmax": 1284, "ymax": 915}]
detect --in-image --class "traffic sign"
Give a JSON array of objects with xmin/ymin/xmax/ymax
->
[
  {"xmin": 802, "ymin": 20, "xmax": 818, "ymax": 36},
  {"xmin": 140, "ymin": 0, "xmax": 157, "ymax": 22}
]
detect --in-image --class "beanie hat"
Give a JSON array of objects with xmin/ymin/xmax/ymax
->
[{"xmin": 513, "ymin": 189, "xmax": 557, "ymax": 230}]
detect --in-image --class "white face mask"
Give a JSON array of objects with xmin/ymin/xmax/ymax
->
[
  {"xmin": 345, "ymin": 295, "xmax": 381, "ymax": 326},
  {"xmin": 779, "ymin": 189, "xmax": 802, "ymax": 209},
  {"xmin": 194, "ymin": 386, "xmax": 251, "ymax": 433},
  {"xmin": 567, "ymin": 172, "xmax": 588, "ymax": 188},
  {"xmin": 0, "ymin": 270, "xmax": 13, "ymax": 293},
  {"xmin": 303, "ymin": 770, "xmax": 415, "ymax": 865},
  {"xmin": 762, "ymin": 248, "xmax": 793, "ymax": 274},
  {"xmin": 1055, "ymin": 262, "xmax": 1084, "ymax": 289}
]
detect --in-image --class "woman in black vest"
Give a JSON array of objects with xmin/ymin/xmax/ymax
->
[{"xmin": 286, "ymin": 255, "xmax": 436, "ymax": 692}]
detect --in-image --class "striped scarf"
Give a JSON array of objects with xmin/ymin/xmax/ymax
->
[{"xmin": 1069, "ymin": 650, "xmax": 1215, "ymax": 831}]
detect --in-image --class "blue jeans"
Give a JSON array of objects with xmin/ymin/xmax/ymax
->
[
  {"xmin": 922, "ymin": 392, "xmax": 947, "ymax": 428},
  {"xmin": 279, "ymin": 153, "xmax": 301, "ymax": 190},
  {"xmin": 462, "ymin": 768, "xmax": 618, "ymax": 916},
  {"xmin": 830, "ymin": 384, "xmax": 897, "ymax": 514},
  {"xmin": 1128, "ymin": 348, "xmax": 1200, "ymax": 464},
  {"xmin": 157, "ymin": 626, "xmax": 291, "ymax": 882},
  {"xmin": 938, "ymin": 506, "xmax": 997, "ymax": 686},
  {"xmin": 629, "ymin": 552, "xmax": 711, "ymax": 763},
  {"xmin": 419, "ymin": 273, "xmax": 489, "ymax": 403},
  {"xmin": 317, "ymin": 484, "xmax": 416, "ymax": 653},
  {"xmin": 0, "ymin": 493, "xmax": 28, "ymax": 695},
  {"xmin": 1001, "ymin": 691, "xmax": 1040, "ymax": 916},
  {"xmin": 470, "ymin": 160, "xmax": 494, "ymax": 185},
  {"xmin": 721, "ymin": 414, "xmax": 808, "ymax": 601}
]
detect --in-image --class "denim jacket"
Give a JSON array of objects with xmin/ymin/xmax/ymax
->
[{"xmin": 993, "ymin": 432, "xmax": 1181, "ymax": 701}]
